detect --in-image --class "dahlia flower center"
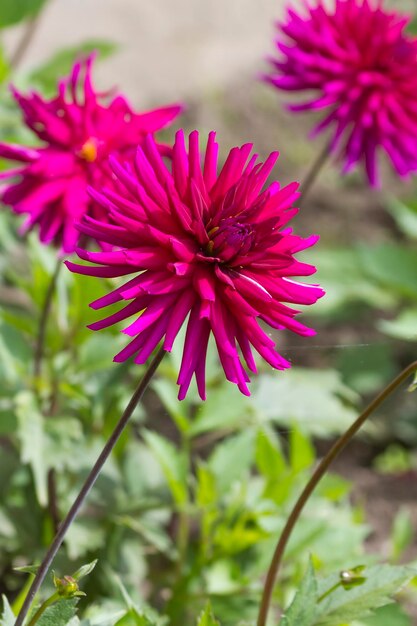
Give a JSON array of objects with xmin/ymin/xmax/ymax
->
[
  {"xmin": 78, "ymin": 138, "xmax": 99, "ymax": 162},
  {"xmin": 207, "ymin": 220, "xmax": 254, "ymax": 262}
]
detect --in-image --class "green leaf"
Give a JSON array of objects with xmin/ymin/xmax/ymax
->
[
  {"xmin": 386, "ymin": 198, "xmax": 417, "ymax": 240},
  {"xmin": 190, "ymin": 382, "xmax": 252, "ymax": 436},
  {"xmin": 378, "ymin": 309, "xmax": 417, "ymax": 341},
  {"xmin": 316, "ymin": 565, "xmax": 415, "ymax": 625},
  {"xmin": 14, "ymin": 565, "xmax": 39, "ymax": 575},
  {"xmin": 253, "ymin": 369, "xmax": 359, "ymax": 437},
  {"xmin": 142, "ymin": 431, "xmax": 188, "ymax": 505},
  {"xmin": 306, "ymin": 247, "xmax": 395, "ymax": 315},
  {"xmin": 354, "ymin": 603, "xmax": 412, "ymax": 626},
  {"xmin": 360, "ymin": 243, "xmax": 417, "ymax": 301},
  {"xmin": 197, "ymin": 603, "xmax": 221, "ymax": 626},
  {"xmin": 290, "ymin": 426, "xmax": 315, "ymax": 473},
  {"xmin": 0, "ymin": 596, "xmax": 15, "ymax": 626},
  {"xmin": 208, "ymin": 429, "xmax": 255, "ymax": 492},
  {"xmin": 30, "ymin": 41, "xmax": 117, "ymax": 94},
  {"xmin": 15, "ymin": 391, "xmax": 48, "ymax": 506},
  {"xmin": 255, "ymin": 428, "xmax": 287, "ymax": 479},
  {"xmin": 279, "ymin": 560, "xmax": 318, "ymax": 626},
  {"xmin": 391, "ymin": 509, "xmax": 413, "ymax": 562},
  {"xmin": 36, "ymin": 598, "xmax": 78, "ymax": 626},
  {"xmin": 338, "ymin": 342, "xmax": 395, "ymax": 394},
  {"xmin": 0, "ymin": 0, "xmax": 48, "ymax": 28},
  {"xmin": 72, "ymin": 559, "xmax": 98, "ymax": 581},
  {"xmin": 152, "ymin": 378, "xmax": 190, "ymax": 434}
]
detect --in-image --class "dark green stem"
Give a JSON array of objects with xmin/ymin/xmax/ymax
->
[
  {"xmin": 256, "ymin": 360, "xmax": 417, "ymax": 626},
  {"xmin": 14, "ymin": 347, "xmax": 166, "ymax": 626},
  {"xmin": 26, "ymin": 592, "xmax": 59, "ymax": 626},
  {"xmin": 34, "ymin": 259, "xmax": 62, "ymax": 380},
  {"xmin": 298, "ymin": 140, "xmax": 331, "ymax": 208}
]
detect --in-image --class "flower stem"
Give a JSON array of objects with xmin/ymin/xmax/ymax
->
[
  {"xmin": 256, "ymin": 360, "xmax": 417, "ymax": 626},
  {"xmin": 25, "ymin": 592, "xmax": 59, "ymax": 626},
  {"xmin": 34, "ymin": 259, "xmax": 62, "ymax": 380},
  {"xmin": 10, "ymin": 1, "xmax": 51, "ymax": 71},
  {"xmin": 298, "ymin": 140, "xmax": 331, "ymax": 208},
  {"xmin": 14, "ymin": 346, "xmax": 166, "ymax": 626}
]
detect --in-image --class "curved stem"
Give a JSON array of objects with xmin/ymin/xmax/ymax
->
[
  {"xmin": 34, "ymin": 259, "xmax": 62, "ymax": 380},
  {"xmin": 26, "ymin": 592, "xmax": 59, "ymax": 626},
  {"xmin": 256, "ymin": 360, "xmax": 417, "ymax": 626},
  {"xmin": 14, "ymin": 346, "xmax": 166, "ymax": 626},
  {"xmin": 298, "ymin": 140, "xmax": 332, "ymax": 208}
]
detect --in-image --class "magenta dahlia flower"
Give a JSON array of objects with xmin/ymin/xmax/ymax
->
[
  {"xmin": 67, "ymin": 131, "xmax": 324, "ymax": 399},
  {"xmin": 266, "ymin": 0, "xmax": 417, "ymax": 185},
  {"xmin": 0, "ymin": 54, "xmax": 182, "ymax": 253}
]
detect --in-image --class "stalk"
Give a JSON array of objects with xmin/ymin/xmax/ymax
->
[
  {"xmin": 14, "ymin": 346, "xmax": 166, "ymax": 626},
  {"xmin": 256, "ymin": 361, "xmax": 417, "ymax": 626}
]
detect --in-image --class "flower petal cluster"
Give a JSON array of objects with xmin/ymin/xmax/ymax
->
[
  {"xmin": 0, "ymin": 54, "xmax": 182, "ymax": 252},
  {"xmin": 67, "ymin": 131, "xmax": 324, "ymax": 399},
  {"xmin": 266, "ymin": 0, "xmax": 417, "ymax": 185}
]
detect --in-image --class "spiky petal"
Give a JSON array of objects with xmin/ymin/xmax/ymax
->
[
  {"xmin": 265, "ymin": 0, "xmax": 417, "ymax": 186},
  {"xmin": 0, "ymin": 54, "xmax": 182, "ymax": 252},
  {"xmin": 67, "ymin": 131, "xmax": 324, "ymax": 399}
]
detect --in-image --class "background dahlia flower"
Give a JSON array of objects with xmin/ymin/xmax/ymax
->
[
  {"xmin": 67, "ymin": 130, "xmax": 324, "ymax": 400},
  {"xmin": 0, "ymin": 54, "xmax": 182, "ymax": 253},
  {"xmin": 265, "ymin": 0, "xmax": 417, "ymax": 186}
]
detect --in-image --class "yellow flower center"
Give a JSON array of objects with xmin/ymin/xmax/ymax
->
[{"xmin": 79, "ymin": 138, "xmax": 98, "ymax": 162}]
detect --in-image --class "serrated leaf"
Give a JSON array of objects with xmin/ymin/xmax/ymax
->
[
  {"xmin": 0, "ymin": 0, "xmax": 48, "ymax": 28},
  {"xmin": 316, "ymin": 565, "xmax": 415, "ymax": 625},
  {"xmin": 280, "ymin": 560, "xmax": 318, "ymax": 626},
  {"xmin": 36, "ymin": 598, "xmax": 78, "ymax": 626},
  {"xmin": 197, "ymin": 602, "xmax": 221, "ymax": 626},
  {"xmin": 142, "ymin": 430, "xmax": 187, "ymax": 505},
  {"xmin": 0, "ymin": 596, "xmax": 15, "ymax": 626}
]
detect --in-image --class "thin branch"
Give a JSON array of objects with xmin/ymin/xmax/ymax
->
[
  {"xmin": 10, "ymin": 4, "xmax": 49, "ymax": 72},
  {"xmin": 298, "ymin": 140, "xmax": 332, "ymax": 208},
  {"xmin": 14, "ymin": 346, "xmax": 166, "ymax": 626}
]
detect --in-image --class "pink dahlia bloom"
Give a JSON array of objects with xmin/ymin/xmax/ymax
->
[
  {"xmin": 0, "ymin": 55, "xmax": 182, "ymax": 253},
  {"xmin": 67, "ymin": 131, "xmax": 324, "ymax": 399},
  {"xmin": 266, "ymin": 0, "xmax": 417, "ymax": 185}
]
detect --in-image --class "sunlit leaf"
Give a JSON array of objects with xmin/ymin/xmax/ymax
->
[
  {"xmin": 279, "ymin": 560, "xmax": 318, "ymax": 626},
  {"xmin": 0, "ymin": 0, "xmax": 48, "ymax": 28}
]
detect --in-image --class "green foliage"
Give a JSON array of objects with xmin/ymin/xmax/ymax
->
[
  {"xmin": 36, "ymin": 598, "xmax": 79, "ymax": 626},
  {"xmin": 0, "ymin": 0, "xmax": 48, "ymax": 28},
  {"xmin": 0, "ymin": 21, "xmax": 416, "ymax": 626},
  {"xmin": 0, "ymin": 597, "xmax": 15, "ymax": 626},
  {"xmin": 196, "ymin": 604, "xmax": 221, "ymax": 626},
  {"xmin": 29, "ymin": 41, "xmax": 118, "ymax": 95},
  {"xmin": 278, "ymin": 563, "xmax": 415, "ymax": 626},
  {"xmin": 279, "ymin": 561, "xmax": 318, "ymax": 626}
]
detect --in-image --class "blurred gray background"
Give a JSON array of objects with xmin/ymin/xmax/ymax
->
[{"xmin": 4, "ymin": 0, "xmax": 282, "ymax": 104}]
